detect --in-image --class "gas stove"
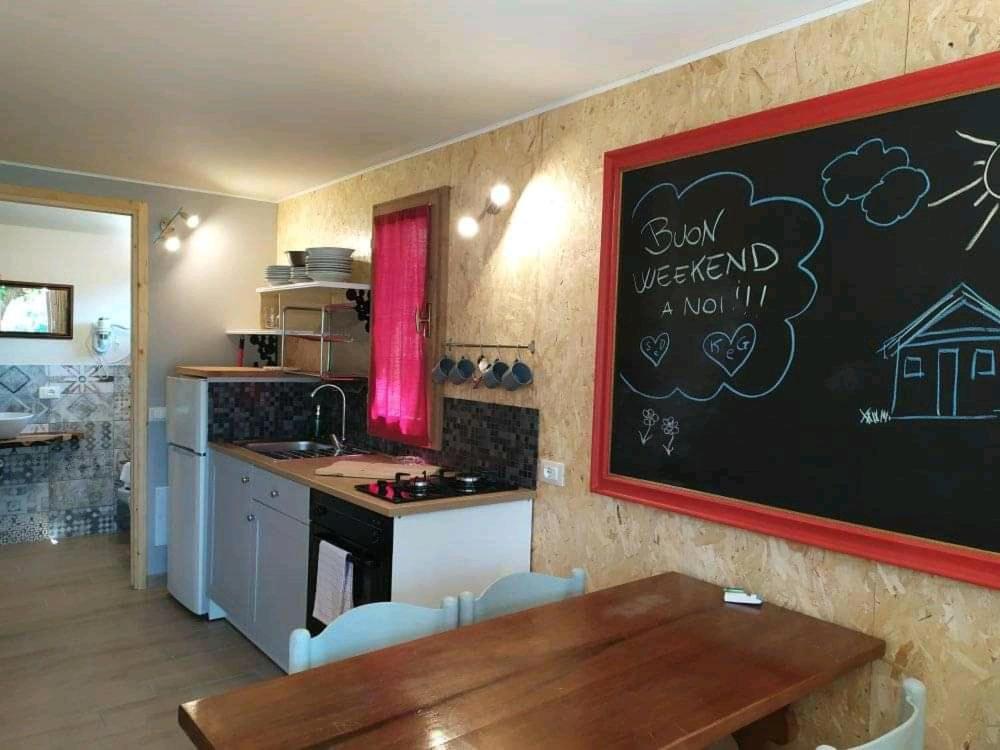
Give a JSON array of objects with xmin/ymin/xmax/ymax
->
[{"xmin": 356, "ymin": 469, "xmax": 519, "ymax": 504}]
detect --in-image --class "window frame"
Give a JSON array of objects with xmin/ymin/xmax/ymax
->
[
  {"xmin": 370, "ymin": 186, "xmax": 450, "ymax": 450},
  {"xmin": 902, "ymin": 355, "xmax": 924, "ymax": 379},
  {"xmin": 971, "ymin": 348, "xmax": 996, "ymax": 379}
]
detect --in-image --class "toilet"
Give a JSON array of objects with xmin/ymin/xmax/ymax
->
[{"xmin": 116, "ymin": 461, "xmax": 131, "ymax": 532}]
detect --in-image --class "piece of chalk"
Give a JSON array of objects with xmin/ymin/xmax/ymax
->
[{"xmin": 723, "ymin": 587, "xmax": 764, "ymax": 606}]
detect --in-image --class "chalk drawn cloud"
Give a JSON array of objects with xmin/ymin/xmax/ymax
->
[
  {"xmin": 820, "ymin": 138, "xmax": 930, "ymax": 227},
  {"xmin": 619, "ymin": 171, "xmax": 824, "ymax": 402},
  {"xmin": 861, "ymin": 165, "xmax": 931, "ymax": 227}
]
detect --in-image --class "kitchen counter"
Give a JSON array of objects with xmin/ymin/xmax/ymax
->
[{"xmin": 210, "ymin": 442, "xmax": 534, "ymax": 518}]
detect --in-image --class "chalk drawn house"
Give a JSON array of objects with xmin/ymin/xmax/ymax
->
[{"xmin": 879, "ymin": 283, "xmax": 1000, "ymax": 420}]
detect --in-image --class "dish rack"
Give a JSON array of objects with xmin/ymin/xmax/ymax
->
[{"xmin": 279, "ymin": 304, "xmax": 357, "ymax": 379}]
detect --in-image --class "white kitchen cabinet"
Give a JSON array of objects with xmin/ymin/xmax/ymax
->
[
  {"xmin": 209, "ymin": 452, "xmax": 255, "ymax": 634},
  {"xmin": 209, "ymin": 450, "xmax": 310, "ymax": 672},
  {"xmin": 251, "ymin": 499, "xmax": 309, "ymax": 671}
]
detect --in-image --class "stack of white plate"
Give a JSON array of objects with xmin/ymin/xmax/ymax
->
[
  {"xmin": 290, "ymin": 266, "xmax": 311, "ymax": 282},
  {"xmin": 306, "ymin": 247, "xmax": 354, "ymax": 282},
  {"xmin": 265, "ymin": 265, "xmax": 293, "ymax": 286}
]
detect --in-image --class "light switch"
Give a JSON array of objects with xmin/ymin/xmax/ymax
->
[
  {"xmin": 148, "ymin": 406, "xmax": 167, "ymax": 421},
  {"xmin": 539, "ymin": 459, "xmax": 565, "ymax": 487},
  {"xmin": 39, "ymin": 385, "xmax": 62, "ymax": 399}
]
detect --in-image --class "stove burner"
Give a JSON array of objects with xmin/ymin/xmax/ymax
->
[{"xmin": 357, "ymin": 469, "xmax": 518, "ymax": 504}]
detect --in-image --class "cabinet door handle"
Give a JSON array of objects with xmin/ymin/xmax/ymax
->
[
  {"xmin": 269, "ymin": 490, "xmax": 279, "ymax": 498},
  {"xmin": 414, "ymin": 302, "xmax": 430, "ymax": 337},
  {"xmin": 241, "ymin": 476, "xmax": 250, "ymax": 484},
  {"xmin": 246, "ymin": 513, "xmax": 255, "ymax": 522}
]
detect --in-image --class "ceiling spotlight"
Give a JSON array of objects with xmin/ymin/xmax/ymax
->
[
  {"xmin": 181, "ymin": 211, "xmax": 200, "ymax": 229},
  {"xmin": 457, "ymin": 216, "xmax": 480, "ymax": 238},
  {"xmin": 488, "ymin": 183, "xmax": 511, "ymax": 211},
  {"xmin": 164, "ymin": 235, "xmax": 182, "ymax": 252}
]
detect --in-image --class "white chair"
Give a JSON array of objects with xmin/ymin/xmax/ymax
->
[
  {"xmin": 458, "ymin": 568, "xmax": 587, "ymax": 625},
  {"xmin": 288, "ymin": 596, "xmax": 459, "ymax": 674},
  {"xmin": 818, "ymin": 677, "xmax": 926, "ymax": 750}
]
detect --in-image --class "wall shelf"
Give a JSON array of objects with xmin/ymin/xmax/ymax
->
[
  {"xmin": 0, "ymin": 431, "xmax": 83, "ymax": 449},
  {"xmin": 256, "ymin": 281, "xmax": 371, "ymax": 294},
  {"xmin": 225, "ymin": 328, "xmax": 313, "ymax": 337}
]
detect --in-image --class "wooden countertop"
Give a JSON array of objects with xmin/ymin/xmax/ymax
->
[
  {"xmin": 211, "ymin": 442, "xmax": 533, "ymax": 518},
  {"xmin": 179, "ymin": 571, "xmax": 885, "ymax": 749},
  {"xmin": 175, "ymin": 366, "xmax": 317, "ymax": 379}
]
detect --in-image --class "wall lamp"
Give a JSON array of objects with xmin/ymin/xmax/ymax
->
[
  {"xmin": 154, "ymin": 207, "xmax": 201, "ymax": 252},
  {"xmin": 457, "ymin": 183, "xmax": 512, "ymax": 239}
]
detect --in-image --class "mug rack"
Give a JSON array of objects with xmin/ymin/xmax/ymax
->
[{"xmin": 443, "ymin": 339, "xmax": 536, "ymax": 354}]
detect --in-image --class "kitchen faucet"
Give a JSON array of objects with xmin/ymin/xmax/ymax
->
[{"xmin": 310, "ymin": 383, "xmax": 348, "ymax": 452}]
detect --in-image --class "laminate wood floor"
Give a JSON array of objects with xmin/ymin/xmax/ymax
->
[{"xmin": 0, "ymin": 532, "xmax": 282, "ymax": 749}]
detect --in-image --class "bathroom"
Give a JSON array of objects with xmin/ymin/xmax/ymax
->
[{"xmin": 0, "ymin": 199, "xmax": 133, "ymax": 545}]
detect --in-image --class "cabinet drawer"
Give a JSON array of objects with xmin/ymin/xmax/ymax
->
[{"xmin": 251, "ymin": 469, "xmax": 309, "ymax": 524}]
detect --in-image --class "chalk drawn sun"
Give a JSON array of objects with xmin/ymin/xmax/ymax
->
[{"xmin": 928, "ymin": 130, "xmax": 1000, "ymax": 251}]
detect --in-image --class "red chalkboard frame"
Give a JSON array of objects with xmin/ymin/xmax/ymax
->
[{"xmin": 591, "ymin": 50, "xmax": 1000, "ymax": 590}]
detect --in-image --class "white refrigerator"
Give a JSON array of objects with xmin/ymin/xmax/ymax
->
[{"xmin": 166, "ymin": 376, "xmax": 210, "ymax": 615}]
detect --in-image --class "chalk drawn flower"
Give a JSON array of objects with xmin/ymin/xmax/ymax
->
[
  {"xmin": 661, "ymin": 417, "xmax": 680, "ymax": 456},
  {"xmin": 638, "ymin": 407, "xmax": 660, "ymax": 445}
]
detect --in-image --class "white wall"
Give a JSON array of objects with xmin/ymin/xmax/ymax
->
[{"xmin": 0, "ymin": 216, "xmax": 131, "ymax": 364}]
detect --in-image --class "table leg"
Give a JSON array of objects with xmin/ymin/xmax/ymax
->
[{"xmin": 733, "ymin": 706, "xmax": 794, "ymax": 750}]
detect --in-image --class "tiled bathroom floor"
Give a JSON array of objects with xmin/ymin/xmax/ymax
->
[{"xmin": 0, "ymin": 533, "xmax": 281, "ymax": 748}]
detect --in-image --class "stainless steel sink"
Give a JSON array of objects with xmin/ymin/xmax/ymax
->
[{"xmin": 242, "ymin": 440, "xmax": 371, "ymax": 460}]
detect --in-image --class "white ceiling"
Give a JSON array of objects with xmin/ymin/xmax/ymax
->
[
  {"xmin": 0, "ymin": 1, "xmax": 865, "ymax": 202},
  {"xmin": 0, "ymin": 200, "xmax": 131, "ymax": 235}
]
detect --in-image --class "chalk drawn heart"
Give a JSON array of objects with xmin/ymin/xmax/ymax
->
[
  {"xmin": 702, "ymin": 324, "xmax": 757, "ymax": 376},
  {"xmin": 640, "ymin": 333, "xmax": 670, "ymax": 367}
]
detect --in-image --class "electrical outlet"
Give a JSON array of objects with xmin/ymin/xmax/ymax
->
[
  {"xmin": 148, "ymin": 406, "xmax": 167, "ymax": 421},
  {"xmin": 539, "ymin": 459, "xmax": 566, "ymax": 487},
  {"xmin": 38, "ymin": 385, "xmax": 62, "ymax": 400}
]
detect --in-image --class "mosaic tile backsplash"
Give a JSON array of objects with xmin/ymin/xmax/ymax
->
[
  {"xmin": 0, "ymin": 364, "xmax": 131, "ymax": 545},
  {"xmin": 207, "ymin": 381, "xmax": 539, "ymax": 489}
]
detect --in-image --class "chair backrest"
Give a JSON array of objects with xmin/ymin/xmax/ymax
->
[
  {"xmin": 817, "ymin": 678, "xmax": 926, "ymax": 750},
  {"xmin": 458, "ymin": 568, "xmax": 587, "ymax": 626},
  {"xmin": 288, "ymin": 596, "xmax": 458, "ymax": 674}
]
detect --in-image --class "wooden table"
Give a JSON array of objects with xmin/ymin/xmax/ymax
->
[{"xmin": 179, "ymin": 572, "xmax": 884, "ymax": 749}]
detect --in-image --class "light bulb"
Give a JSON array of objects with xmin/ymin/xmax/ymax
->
[
  {"xmin": 457, "ymin": 216, "xmax": 479, "ymax": 238},
  {"xmin": 185, "ymin": 213, "xmax": 200, "ymax": 229},
  {"xmin": 489, "ymin": 183, "xmax": 511, "ymax": 208},
  {"xmin": 164, "ymin": 235, "xmax": 181, "ymax": 252}
]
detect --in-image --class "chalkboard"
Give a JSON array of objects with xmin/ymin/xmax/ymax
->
[{"xmin": 592, "ymin": 52, "xmax": 1000, "ymax": 588}]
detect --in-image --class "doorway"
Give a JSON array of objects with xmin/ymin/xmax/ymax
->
[
  {"xmin": 936, "ymin": 348, "xmax": 959, "ymax": 418},
  {"xmin": 0, "ymin": 183, "xmax": 149, "ymax": 588}
]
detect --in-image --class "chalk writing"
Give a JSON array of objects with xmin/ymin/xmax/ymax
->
[
  {"xmin": 638, "ymin": 408, "xmax": 659, "ymax": 445},
  {"xmin": 640, "ymin": 332, "xmax": 670, "ymax": 367},
  {"xmin": 619, "ymin": 171, "xmax": 824, "ymax": 402},
  {"xmin": 703, "ymin": 324, "xmax": 757, "ymax": 376}
]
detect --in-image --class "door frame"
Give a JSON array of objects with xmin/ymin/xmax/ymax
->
[{"xmin": 0, "ymin": 182, "xmax": 150, "ymax": 589}]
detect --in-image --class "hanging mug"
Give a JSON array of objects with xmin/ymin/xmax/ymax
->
[
  {"xmin": 482, "ymin": 358, "xmax": 509, "ymax": 389},
  {"xmin": 501, "ymin": 356, "xmax": 533, "ymax": 390},
  {"xmin": 431, "ymin": 355, "xmax": 455, "ymax": 384},
  {"xmin": 448, "ymin": 355, "xmax": 476, "ymax": 384}
]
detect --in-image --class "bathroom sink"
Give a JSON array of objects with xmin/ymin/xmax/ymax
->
[
  {"xmin": 242, "ymin": 440, "xmax": 371, "ymax": 460},
  {"xmin": 0, "ymin": 412, "xmax": 32, "ymax": 440}
]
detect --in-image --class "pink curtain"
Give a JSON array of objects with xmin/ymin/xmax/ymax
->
[{"xmin": 368, "ymin": 205, "xmax": 430, "ymax": 445}]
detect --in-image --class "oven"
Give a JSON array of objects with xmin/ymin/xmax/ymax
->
[{"xmin": 306, "ymin": 489, "xmax": 394, "ymax": 636}]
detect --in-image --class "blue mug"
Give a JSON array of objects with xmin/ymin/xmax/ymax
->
[
  {"xmin": 431, "ymin": 356, "xmax": 455, "ymax": 384},
  {"xmin": 501, "ymin": 358, "xmax": 533, "ymax": 390}
]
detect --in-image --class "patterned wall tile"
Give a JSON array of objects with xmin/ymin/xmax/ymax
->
[
  {"xmin": 49, "ymin": 506, "xmax": 116, "ymax": 539},
  {"xmin": 48, "ymin": 445, "xmax": 113, "ymax": 482},
  {"xmin": 0, "ymin": 483, "xmax": 49, "ymax": 514},
  {"xmin": 49, "ymin": 478, "xmax": 115, "ymax": 511},
  {"xmin": 0, "ymin": 363, "xmax": 131, "ymax": 545},
  {"xmin": 0, "ymin": 513, "xmax": 49, "ymax": 545},
  {"xmin": 0, "ymin": 447, "xmax": 50, "ymax": 486}
]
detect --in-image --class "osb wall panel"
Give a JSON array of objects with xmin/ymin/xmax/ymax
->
[{"xmin": 278, "ymin": 1, "xmax": 1000, "ymax": 747}]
